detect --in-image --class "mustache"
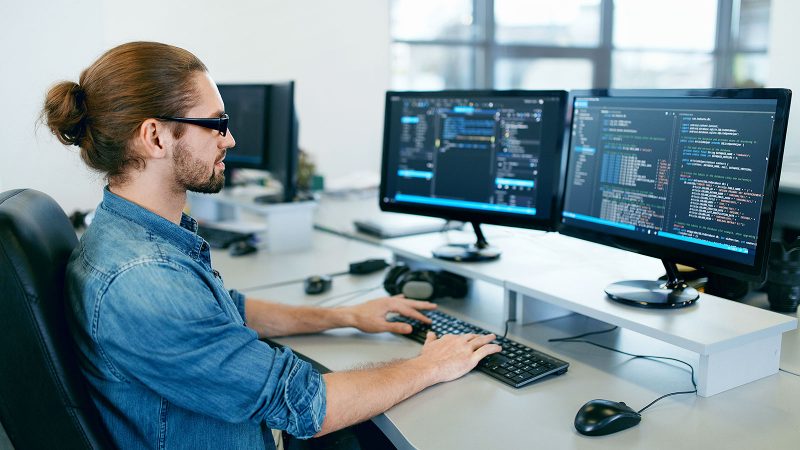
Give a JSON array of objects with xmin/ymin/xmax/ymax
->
[{"xmin": 215, "ymin": 150, "xmax": 227, "ymax": 163}]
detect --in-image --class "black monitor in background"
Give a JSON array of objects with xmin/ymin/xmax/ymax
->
[
  {"xmin": 560, "ymin": 89, "xmax": 791, "ymax": 308},
  {"xmin": 217, "ymin": 82, "xmax": 299, "ymax": 203},
  {"xmin": 380, "ymin": 90, "xmax": 569, "ymax": 261}
]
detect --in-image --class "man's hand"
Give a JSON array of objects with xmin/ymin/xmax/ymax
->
[
  {"xmin": 416, "ymin": 331, "xmax": 502, "ymax": 383},
  {"xmin": 316, "ymin": 311, "xmax": 502, "ymax": 437},
  {"xmin": 344, "ymin": 295, "xmax": 436, "ymax": 334}
]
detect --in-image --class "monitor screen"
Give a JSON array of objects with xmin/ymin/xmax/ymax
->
[
  {"xmin": 380, "ymin": 90, "xmax": 568, "ymax": 231},
  {"xmin": 561, "ymin": 89, "xmax": 791, "ymax": 281}
]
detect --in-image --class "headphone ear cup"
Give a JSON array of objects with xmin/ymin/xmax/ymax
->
[
  {"xmin": 400, "ymin": 270, "xmax": 437, "ymax": 300},
  {"xmin": 383, "ymin": 264, "xmax": 410, "ymax": 295},
  {"xmin": 384, "ymin": 265, "xmax": 468, "ymax": 300}
]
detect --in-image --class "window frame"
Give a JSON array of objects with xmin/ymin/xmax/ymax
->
[{"xmin": 390, "ymin": 0, "xmax": 769, "ymax": 89}]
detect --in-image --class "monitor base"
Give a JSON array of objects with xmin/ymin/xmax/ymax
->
[
  {"xmin": 605, "ymin": 280, "xmax": 699, "ymax": 309},
  {"xmin": 432, "ymin": 222, "xmax": 501, "ymax": 262},
  {"xmin": 433, "ymin": 243, "xmax": 501, "ymax": 262}
]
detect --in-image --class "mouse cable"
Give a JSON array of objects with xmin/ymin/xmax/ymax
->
[
  {"xmin": 312, "ymin": 284, "xmax": 384, "ymax": 307},
  {"xmin": 500, "ymin": 315, "xmax": 607, "ymax": 341},
  {"xmin": 237, "ymin": 259, "xmax": 388, "ymax": 293},
  {"xmin": 238, "ymin": 274, "xmax": 346, "ymax": 293},
  {"xmin": 548, "ymin": 327, "xmax": 698, "ymax": 414}
]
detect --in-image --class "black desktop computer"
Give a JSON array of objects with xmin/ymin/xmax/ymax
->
[
  {"xmin": 559, "ymin": 89, "xmax": 792, "ymax": 308},
  {"xmin": 379, "ymin": 90, "xmax": 569, "ymax": 261},
  {"xmin": 217, "ymin": 82, "xmax": 300, "ymax": 203}
]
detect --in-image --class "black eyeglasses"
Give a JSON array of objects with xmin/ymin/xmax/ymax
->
[{"xmin": 157, "ymin": 113, "xmax": 229, "ymax": 136}]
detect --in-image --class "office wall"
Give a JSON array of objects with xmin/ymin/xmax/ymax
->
[
  {"xmin": 0, "ymin": 0, "xmax": 109, "ymax": 213},
  {"xmin": 768, "ymin": 0, "xmax": 800, "ymax": 163},
  {"xmin": 0, "ymin": 0, "xmax": 390, "ymax": 213}
]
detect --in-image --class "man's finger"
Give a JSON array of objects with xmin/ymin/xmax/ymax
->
[
  {"xmin": 469, "ymin": 333, "xmax": 496, "ymax": 349},
  {"xmin": 396, "ymin": 305, "xmax": 431, "ymax": 323},
  {"xmin": 388, "ymin": 322, "xmax": 413, "ymax": 334},
  {"xmin": 425, "ymin": 331, "xmax": 437, "ymax": 343},
  {"xmin": 401, "ymin": 299, "xmax": 438, "ymax": 310},
  {"xmin": 460, "ymin": 333, "xmax": 478, "ymax": 341},
  {"xmin": 472, "ymin": 344, "xmax": 502, "ymax": 363}
]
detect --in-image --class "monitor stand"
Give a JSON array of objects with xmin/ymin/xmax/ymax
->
[
  {"xmin": 605, "ymin": 259, "xmax": 699, "ymax": 308},
  {"xmin": 432, "ymin": 222, "xmax": 501, "ymax": 262}
]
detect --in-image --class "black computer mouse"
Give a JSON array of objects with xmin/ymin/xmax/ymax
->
[
  {"xmin": 229, "ymin": 240, "xmax": 258, "ymax": 257},
  {"xmin": 304, "ymin": 275, "xmax": 332, "ymax": 295},
  {"xmin": 574, "ymin": 399, "xmax": 642, "ymax": 436}
]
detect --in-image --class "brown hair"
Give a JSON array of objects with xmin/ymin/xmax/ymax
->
[{"xmin": 42, "ymin": 41, "xmax": 207, "ymax": 184}]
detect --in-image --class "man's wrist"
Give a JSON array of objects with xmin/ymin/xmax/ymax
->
[
  {"xmin": 406, "ymin": 356, "xmax": 442, "ymax": 387},
  {"xmin": 329, "ymin": 306, "xmax": 356, "ymax": 329}
]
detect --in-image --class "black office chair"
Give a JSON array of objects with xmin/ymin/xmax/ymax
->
[{"xmin": 0, "ymin": 189, "xmax": 113, "ymax": 449}]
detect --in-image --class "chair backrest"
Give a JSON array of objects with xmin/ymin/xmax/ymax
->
[{"xmin": 0, "ymin": 189, "xmax": 113, "ymax": 449}]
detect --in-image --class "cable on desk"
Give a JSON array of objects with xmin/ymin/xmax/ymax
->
[
  {"xmin": 548, "ymin": 327, "xmax": 698, "ymax": 414},
  {"xmin": 548, "ymin": 325, "xmax": 619, "ymax": 341},
  {"xmin": 238, "ymin": 271, "xmax": 350, "ymax": 293},
  {"xmin": 237, "ymin": 258, "xmax": 387, "ymax": 293},
  {"xmin": 312, "ymin": 284, "xmax": 384, "ymax": 307}
]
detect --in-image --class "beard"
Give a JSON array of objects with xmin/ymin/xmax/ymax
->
[{"xmin": 172, "ymin": 141, "xmax": 225, "ymax": 194}]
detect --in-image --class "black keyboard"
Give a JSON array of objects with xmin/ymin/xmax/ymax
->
[
  {"xmin": 196, "ymin": 224, "xmax": 252, "ymax": 249},
  {"xmin": 391, "ymin": 310, "xmax": 569, "ymax": 388}
]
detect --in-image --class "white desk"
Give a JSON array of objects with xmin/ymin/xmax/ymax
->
[{"xmin": 214, "ymin": 229, "xmax": 800, "ymax": 450}]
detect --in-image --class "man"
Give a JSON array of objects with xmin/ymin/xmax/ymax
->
[{"xmin": 43, "ymin": 41, "xmax": 500, "ymax": 449}]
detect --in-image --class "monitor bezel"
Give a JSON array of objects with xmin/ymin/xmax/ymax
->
[
  {"xmin": 558, "ymin": 88, "xmax": 792, "ymax": 282},
  {"xmin": 379, "ymin": 89, "xmax": 569, "ymax": 232},
  {"xmin": 266, "ymin": 81, "xmax": 299, "ymax": 202}
]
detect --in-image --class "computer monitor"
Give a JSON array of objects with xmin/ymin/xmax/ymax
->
[
  {"xmin": 380, "ymin": 90, "xmax": 569, "ymax": 261},
  {"xmin": 560, "ymin": 89, "xmax": 791, "ymax": 308},
  {"xmin": 217, "ymin": 82, "xmax": 299, "ymax": 202}
]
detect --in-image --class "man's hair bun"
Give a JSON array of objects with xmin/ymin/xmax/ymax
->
[{"xmin": 43, "ymin": 81, "xmax": 88, "ymax": 147}]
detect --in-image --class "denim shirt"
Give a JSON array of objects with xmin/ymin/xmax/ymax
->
[{"xmin": 66, "ymin": 188, "xmax": 326, "ymax": 449}]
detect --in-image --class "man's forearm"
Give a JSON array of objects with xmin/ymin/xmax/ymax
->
[
  {"xmin": 244, "ymin": 298, "xmax": 353, "ymax": 337},
  {"xmin": 316, "ymin": 358, "xmax": 439, "ymax": 437}
]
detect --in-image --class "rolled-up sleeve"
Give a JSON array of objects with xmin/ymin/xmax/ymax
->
[{"xmin": 95, "ymin": 261, "xmax": 327, "ymax": 438}]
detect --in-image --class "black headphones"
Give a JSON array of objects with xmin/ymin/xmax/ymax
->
[{"xmin": 383, "ymin": 263, "xmax": 468, "ymax": 300}]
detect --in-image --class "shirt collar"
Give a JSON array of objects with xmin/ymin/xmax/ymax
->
[{"xmin": 100, "ymin": 187, "xmax": 206, "ymax": 256}]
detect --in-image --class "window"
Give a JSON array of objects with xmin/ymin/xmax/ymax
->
[
  {"xmin": 732, "ymin": 0, "xmax": 771, "ymax": 87},
  {"xmin": 494, "ymin": 57, "xmax": 594, "ymax": 90},
  {"xmin": 390, "ymin": 0, "xmax": 771, "ymax": 90},
  {"xmin": 612, "ymin": 0, "xmax": 717, "ymax": 87},
  {"xmin": 494, "ymin": 0, "xmax": 601, "ymax": 47}
]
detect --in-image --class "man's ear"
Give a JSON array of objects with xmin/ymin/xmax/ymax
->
[{"xmin": 136, "ymin": 118, "xmax": 172, "ymax": 159}]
